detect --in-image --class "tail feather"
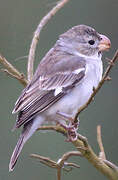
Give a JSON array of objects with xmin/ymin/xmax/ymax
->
[
  {"xmin": 9, "ymin": 134, "xmax": 24, "ymax": 171},
  {"xmin": 9, "ymin": 116, "xmax": 45, "ymax": 171}
]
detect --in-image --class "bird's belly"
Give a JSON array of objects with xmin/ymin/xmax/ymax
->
[
  {"xmin": 43, "ymin": 60, "xmax": 102, "ymax": 122},
  {"xmin": 45, "ymin": 76, "xmax": 98, "ymax": 121}
]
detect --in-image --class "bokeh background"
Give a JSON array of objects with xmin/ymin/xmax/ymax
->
[{"xmin": 0, "ymin": 0, "xmax": 118, "ymax": 179}]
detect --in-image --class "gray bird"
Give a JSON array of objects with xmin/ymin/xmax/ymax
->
[{"xmin": 9, "ymin": 25, "xmax": 111, "ymax": 171}]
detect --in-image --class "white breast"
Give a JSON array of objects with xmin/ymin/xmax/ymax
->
[{"xmin": 43, "ymin": 58, "xmax": 103, "ymax": 122}]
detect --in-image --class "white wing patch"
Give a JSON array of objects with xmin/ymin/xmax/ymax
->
[
  {"xmin": 54, "ymin": 68, "xmax": 85, "ymax": 96},
  {"xmin": 73, "ymin": 68, "xmax": 85, "ymax": 74},
  {"xmin": 39, "ymin": 76, "xmax": 46, "ymax": 82},
  {"xmin": 54, "ymin": 87, "xmax": 62, "ymax": 96}
]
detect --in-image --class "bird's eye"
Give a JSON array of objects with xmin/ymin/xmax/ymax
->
[{"xmin": 88, "ymin": 40, "xmax": 95, "ymax": 45}]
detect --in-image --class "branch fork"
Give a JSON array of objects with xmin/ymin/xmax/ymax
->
[{"xmin": 30, "ymin": 151, "xmax": 81, "ymax": 180}]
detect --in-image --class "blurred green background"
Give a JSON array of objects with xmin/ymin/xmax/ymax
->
[{"xmin": 0, "ymin": 0, "xmax": 118, "ymax": 179}]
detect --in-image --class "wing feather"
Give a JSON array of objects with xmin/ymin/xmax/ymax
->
[{"xmin": 13, "ymin": 55, "xmax": 86, "ymax": 128}]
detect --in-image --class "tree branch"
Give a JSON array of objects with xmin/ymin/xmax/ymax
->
[
  {"xmin": 104, "ymin": 160, "xmax": 118, "ymax": 172},
  {"xmin": 97, "ymin": 125, "xmax": 118, "ymax": 173},
  {"xmin": 27, "ymin": 0, "xmax": 69, "ymax": 82},
  {"xmin": 30, "ymin": 151, "xmax": 81, "ymax": 180},
  {"xmin": 97, "ymin": 125, "xmax": 106, "ymax": 160},
  {"xmin": 37, "ymin": 125, "xmax": 118, "ymax": 180},
  {"xmin": 0, "ymin": 54, "xmax": 27, "ymax": 86}
]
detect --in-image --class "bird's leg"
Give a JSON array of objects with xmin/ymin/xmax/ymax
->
[
  {"xmin": 56, "ymin": 111, "xmax": 74, "ymax": 122},
  {"xmin": 56, "ymin": 111, "xmax": 79, "ymax": 141}
]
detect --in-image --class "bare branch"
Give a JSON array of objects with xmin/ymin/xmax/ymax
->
[
  {"xmin": 97, "ymin": 125, "xmax": 106, "ymax": 160},
  {"xmin": 37, "ymin": 125, "xmax": 67, "ymax": 136},
  {"xmin": 27, "ymin": 0, "xmax": 69, "ymax": 82},
  {"xmin": 37, "ymin": 124, "xmax": 118, "ymax": 180},
  {"xmin": 75, "ymin": 50, "xmax": 118, "ymax": 122},
  {"xmin": 57, "ymin": 151, "xmax": 82, "ymax": 166},
  {"xmin": 30, "ymin": 154, "xmax": 57, "ymax": 168},
  {"xmin": 0, "ymin": 54, "xmax": 27, "ymax": 86},
  {"xmin": 31, "ymin": 151, "xmax": 81, "ymax": 180},
  {"xmin": 56, "ymin": 151, "xmax": 81, "ymax": 180},
  {"xmin": 104, "ymin": 160, "xmax": 118, "ymax": 172},
  {"xmin": 63, "ymin": 162, "xmax": 80, "ymax": 169}
]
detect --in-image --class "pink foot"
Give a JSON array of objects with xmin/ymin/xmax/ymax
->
[{"xmin": 56, "ymin": 111, "xmax": 79, "ymax": 141}]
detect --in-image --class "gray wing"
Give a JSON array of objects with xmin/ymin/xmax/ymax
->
[{"xmin": 13, "ymin": 56, "xmax": 86, "ymax": 128}]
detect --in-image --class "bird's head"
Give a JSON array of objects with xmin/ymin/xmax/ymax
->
[{"xmin": 59, "ymin": 25, "xmax": 111, "ymax": 57}]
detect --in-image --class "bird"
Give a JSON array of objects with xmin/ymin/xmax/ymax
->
[{"xmin": 9, "ymin": 24, "xmax": 111, "ymax": 171}]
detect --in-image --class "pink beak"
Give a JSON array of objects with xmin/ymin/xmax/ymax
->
[{"xmin": 98, "ymin": 34, "xmax": 111, "ymax": 51}]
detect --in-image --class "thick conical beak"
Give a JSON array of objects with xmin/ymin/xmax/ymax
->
[{"xmin": 98, "ymin": 34, "xmax": 111, "ymax": 51}]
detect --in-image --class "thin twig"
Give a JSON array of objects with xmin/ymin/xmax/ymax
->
[
  {"xmin": 27, "ymin": 0, "xmax": 69, "ymax": 82},
  {"xmin": 75, "ymin": 50, "xmax": 118, "ymax": 122},
  {"xmin": 97, "ymin": 125, "xmax": 106, "ymax": 160},
  {"xmin": 30, "ymin": 154, "xmax": 57, "ymax": 168},
  {"xmin": 57, "ymin": 168, "xmax": 61, "ymax": 180},
  {"xmin": 31, "ymin": 151, "xmax": 81, "ymax": 180},
  {"xmin": 58, "ymin": 151, "xmax": 82, "ymax": 167},
  {"xmin": 104, "ymin": 160, "xmax": 118, "ymax": 172},
  {"xmin": 56, "ymin": 150, "xmax": 82, "ymax": 180},
  {"xmin": 0, "ymin": 54, "xmax": 27, "ymax": 86},
  {"xmin": 63, "ymin": 162, "xmax": 80, "ymax": 169}
]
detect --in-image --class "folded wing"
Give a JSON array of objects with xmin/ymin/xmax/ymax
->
[{"xmin": 13, "ymin": 55, "xmax": 86, "ymax": 128}]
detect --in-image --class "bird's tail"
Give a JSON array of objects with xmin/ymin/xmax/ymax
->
[
  {"xmin": 9, "ymin": 116, "xmax": 44, "ymax": 171},
  {"xmin": 9, "ymin": 133, "xmax": 25, "ymax": 171}
]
